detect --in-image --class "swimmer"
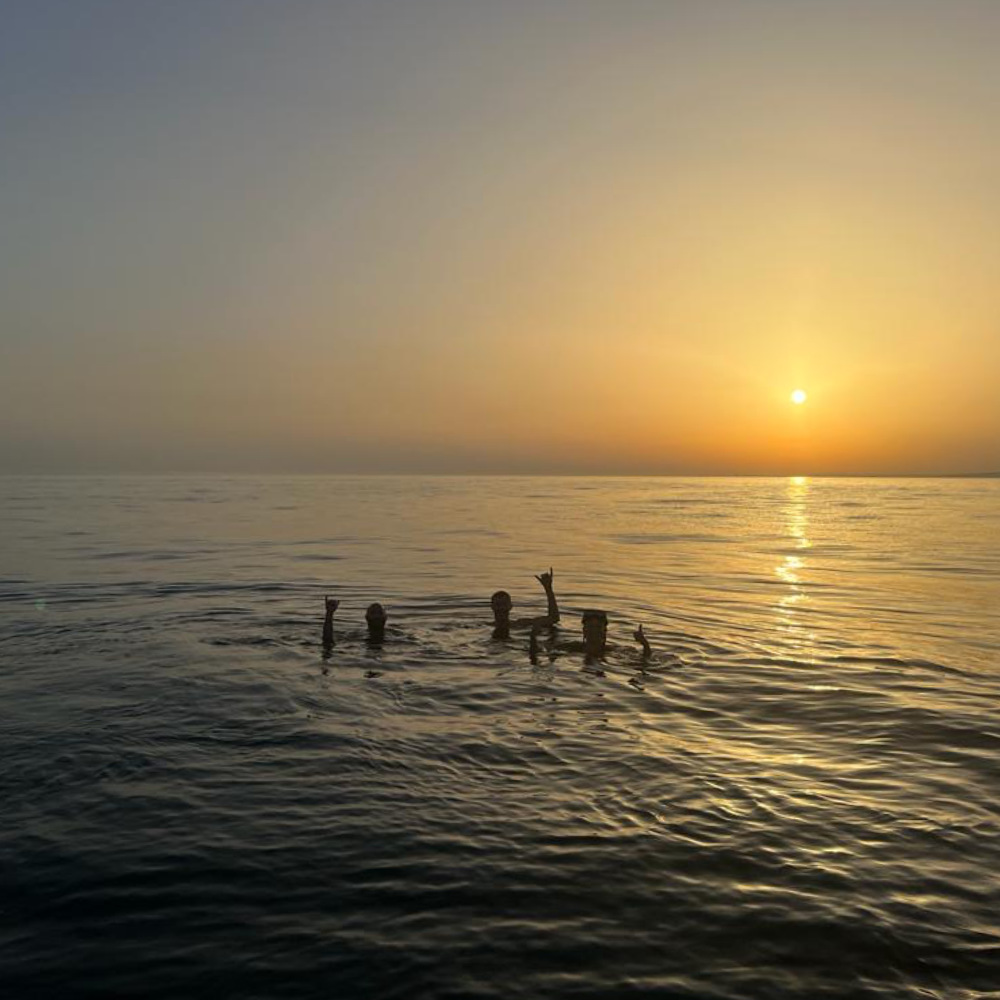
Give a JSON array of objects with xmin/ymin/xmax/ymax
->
[
  {"xmin": 526, "ymin": 608, "xmax": 607, "ymax": 659},
  {"xmin": 532, "ymin": 609, "xmax": 654, "ymax": 663},
  {"xmin": 321, "ymin": 597, "xmax": 389, "ymax": 646},
  {"xmin": 582, "ymin": 609, "xmax": 609, "ymax": 657},
  {"xmin": 491, "ymin": 568, "xmax": 560, "ymax": 639},
  {"xmin": 365, "ymin": 602, "xmax": 388, "ymax": 643}
]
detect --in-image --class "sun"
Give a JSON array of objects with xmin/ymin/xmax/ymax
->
[{"xmin": 790, "ymin": 389, "xmax": 807, "ymax": 405}]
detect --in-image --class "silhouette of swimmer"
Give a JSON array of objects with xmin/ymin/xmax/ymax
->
[
  {"xmin": 530, "ymin": 610, "xmax": 653, "ymax": 663},
  {"xmin": 322, "ymin": 595, "xmax": 339, "ymax": 647},
  {"xmin": 491, "ymin": 568, "xmax": 560, "ymax": 639},
  {"xmin": 321, "ymin": 597, "xmax": 389, "ymax": 647},
  {"xmin": 365, "ymin": 602, "xmax": 388, "ymax": 644},
  {"xmin": 580, "ymin": 609, "xmax": 609, "ymax": 658}
]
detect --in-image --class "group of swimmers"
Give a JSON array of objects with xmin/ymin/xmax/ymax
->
[{"xmin": 321, "ymin": 568, "xmax": 654, "ymax": 663}]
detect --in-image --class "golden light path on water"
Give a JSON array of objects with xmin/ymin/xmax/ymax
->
[{"xmin": 776, "ymin": 476, "xmax": 814, "ymax": 656}]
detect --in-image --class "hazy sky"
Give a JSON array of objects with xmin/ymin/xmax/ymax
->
[{"xmin": 2, "ymin": 1, "xmax": 998, "ymax": 474}]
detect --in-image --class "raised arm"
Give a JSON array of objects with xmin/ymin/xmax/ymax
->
[
  {"xmin": 633, "ymin": 624, "xmax": 652, "ymax": 660},
  {"xmin": 535, "ymin": 567, "xmax": 560, "ymax": 624},
  {"xmin": 322, "ymin": 596, "xmax": 339, "ymax": 647}
]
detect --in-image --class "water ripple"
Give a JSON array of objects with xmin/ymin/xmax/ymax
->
[{"xmin": 1, "ymin": 475, "xmax": 998, "ymax": 999}]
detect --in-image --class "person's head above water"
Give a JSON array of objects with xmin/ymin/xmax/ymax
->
[
  {"xmin": 365, "ymin": 602, "xmax": 387, "ymax": 637},
  {"xmin": 491, "ymin": 590, "xmax": 513, "ymax": 624},
  {"xmin": 581, "ymin": 609, "xmax": 609, "ymax": 655}
]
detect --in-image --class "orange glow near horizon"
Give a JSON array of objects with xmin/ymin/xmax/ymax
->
[{"xmin": 1, "ymin": 4, "xmax": 998, "ymax": 475}]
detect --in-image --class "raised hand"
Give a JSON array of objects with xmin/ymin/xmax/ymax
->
[
  {"xmin": 535, "ymin": 567, "xmax": 554, "ymax": 590},
  {"xmin": 322, "ymin": 596, "xmax": 338, "ymax": 647},
  {"xmin": 634, "ymin": 623, "xmax": 652, "ymax": 657}
]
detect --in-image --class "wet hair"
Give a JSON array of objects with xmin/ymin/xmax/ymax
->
[
  {"xmin": 491, "ymin": 590, "xmax": 513, "ymax": 613},
  {"xmin": 366, "ymin": 602, "xmax": 387, "ymax": 623}
]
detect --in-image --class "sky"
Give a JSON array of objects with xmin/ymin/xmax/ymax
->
[{"xmin": 1, "ymin": 0, "xmax": 998, "ymax": 475}]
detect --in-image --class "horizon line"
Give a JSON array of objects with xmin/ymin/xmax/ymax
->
[{"xmin": 2, "ymin": 470, "xmax": 998, "ymax": 479}]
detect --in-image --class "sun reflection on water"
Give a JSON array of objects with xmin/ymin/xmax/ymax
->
[{"xmin": 775, "ymin": 476, "xmax": 815, "ymax": 652}]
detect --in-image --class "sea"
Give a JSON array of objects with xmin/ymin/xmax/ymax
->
[{"xmin": 1, "ymin": 474, "xmax": 998, "ymax": 1000}]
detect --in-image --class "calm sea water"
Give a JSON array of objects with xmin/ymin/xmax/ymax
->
[{"xmin": 2, "ymin": 475, "xmax": 998, "ymax": 1000}]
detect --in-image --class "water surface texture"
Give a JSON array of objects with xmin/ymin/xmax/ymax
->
[{"xmin": 2, "ymin": 475, "xmax": 998, "ymax": 999}]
